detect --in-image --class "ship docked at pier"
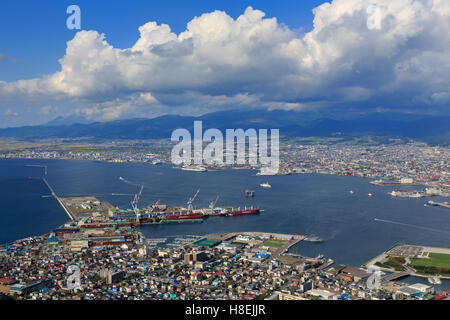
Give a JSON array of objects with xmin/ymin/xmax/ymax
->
[
  {"xmin": 111, "ymin": 204, "xmax": 261, "ymax": 223},
  {"xmin": 108, "ymin": 186, "xmax": 262, "ymax": 225}
]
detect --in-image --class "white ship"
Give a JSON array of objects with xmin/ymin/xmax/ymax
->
[
  {"xmin": 428, "ymin": 277, "xmax": 442, "ymax": 285},
  {"xmin": 304, "ymin": 235, "xmax": 324, "ymax": 243},
  {"xmin": 390, "ymin": 190, "xmax": 423, "ymax": 198},
  {"xmin": 349, "ymin": 190, "xmax": 354, "ymax": 194},
  {"xmin": 260, "ymin": 182, "xmax": 271, "ymax": 188},
  {"xmin": 368, "ymin": 193, "xmax": 373, "ymax": 197},
  {"xmin": 181, "ymin": 165, "xmax": 207, "ymax": 172}
]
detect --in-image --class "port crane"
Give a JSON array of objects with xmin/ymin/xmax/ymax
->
[
  {"xmin": 187, "ymin": 188, "xmax": 200, "ymax": 212},
  {"xmin": 149, "ymin": 199, "xmax": 160, "ymax": 213},
  {"xmin": 209, "ymin": 195, "xmax": 219, "ymax": 209},
  {"xmin": 131, "ymin": 184, "xmax": 145, "ymax": 223}
]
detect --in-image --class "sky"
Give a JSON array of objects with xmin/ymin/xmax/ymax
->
[{"xmin": 0, "ymin": 0, "xmax": 449, "ymax": 127}]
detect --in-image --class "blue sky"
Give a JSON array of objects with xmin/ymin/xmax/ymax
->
[
  {"xmin": 0, "ymin": 0, "xmax": 323, "ymax": 81},
  {"xmin": 0, "ymin": 0, "xmax": 449, "ymax": 128}
]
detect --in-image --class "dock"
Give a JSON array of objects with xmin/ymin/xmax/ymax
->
[
  {"xmin": 251, "ymin": 232, "xmax": 305, "ymax": 258},
  {"xmin": 42, "ymin": 178, "xmax": 74, "ymax": 221},
  {"xmin": 428, "ymin": 201, "xmax": 450, "ymax": 209}
]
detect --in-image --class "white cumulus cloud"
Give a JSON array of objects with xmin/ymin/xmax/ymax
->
[{"xmin": 0, "ymin": 1, "xmax": 449, "ymax": 123}]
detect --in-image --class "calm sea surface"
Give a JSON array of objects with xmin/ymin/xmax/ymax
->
[{"xmin": 1, "ymin": 158, "xmax": 449, "ymax": 290}]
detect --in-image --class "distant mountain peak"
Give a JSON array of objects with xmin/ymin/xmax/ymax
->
[
  {"xmin": 0, "ymin": 109, "xmax": 448, "ymax": 144},
  {"xmin": 45, "ymin": 115, "xmax": 93, "ymax": 126}
]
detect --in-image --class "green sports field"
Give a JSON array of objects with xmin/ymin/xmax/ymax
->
[
  {"xmin": 410, "ymin": 253, "xmax": 450, "ymax": 276},
  {"xmin": 410, "ymin": 253, "xmax": 450, "ymax": 268},
  {"xmin": 263, "ymin": 241, "xmax": 284, "ymax": 248},
  {"xmin": 193, "ymin": 238, "xmax": 221, "ymax": 247}
]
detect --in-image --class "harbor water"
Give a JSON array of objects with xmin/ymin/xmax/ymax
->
[{"xmin": 1, "ymin": 158, "xmax": 449, "ymax": 290}]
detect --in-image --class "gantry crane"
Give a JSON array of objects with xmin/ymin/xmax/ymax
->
[{"xmin": 187, "ymin": 188, "xmax": 200, "ymax": 212}]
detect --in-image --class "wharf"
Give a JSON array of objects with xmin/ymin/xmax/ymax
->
[
  {"xmin": 428, "ymin": 201, "xmax": 450, "ymax": 209},
  {"xmin": 204, "ymin": 231, "xmax": 305, "ymax": 259},
  {"xmin": 42, "ymin": 178, "xmax": 74, "ymax": 221}
]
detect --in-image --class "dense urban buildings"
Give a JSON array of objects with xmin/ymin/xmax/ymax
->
[
  {"xmin": 1, "ymin": 140, "xmax": 448, "ymax": 192},
  {"xmin": 1, "ymin": 230, "xmax": 446, "ymax": 300},
  {"xmin": 0, "ymin": 139, "xmax": 449, "ymax": 300}
]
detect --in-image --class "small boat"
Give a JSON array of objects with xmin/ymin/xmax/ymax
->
[
  {"xmin": 304, "ymin": 235, "xmax": 324, "ymax": 243},
  {"xmin": 260, "ymin": 182, "xmax": 271, "ymax": 188},
  {"xmin": 428, "ymin": 277, "xmax": 442, "ymax": 285},
  {"xmin": 349, "ymin": 190, "xmax": 354, "ymax": 194},
  {"xmin": 368, "ymin": 193, "xmax": 373, "ymax": 197},
  {"xmin": 181, "ymin": 165, "xmax": 207, "ymax": 172},
  {"xmin": 245, "ymin": 190, "xmax": 255, "ymax": 197}
]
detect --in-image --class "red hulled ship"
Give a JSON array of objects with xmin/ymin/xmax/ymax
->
[
  {"xmin": 218, "ymin": 207, "xmax": 260, "ymax": 217},
  {"xmin": 162, "ymin": 212, "xmax": 206, "ymax": 220}
]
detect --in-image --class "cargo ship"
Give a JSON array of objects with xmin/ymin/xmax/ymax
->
[
  {"xmin": 109, "ymin": 208, "xmax": 161, "ymax": 225},
  {"xmin": 390, "ymin": 190, "xmax": 423, "ymax": 198},
  {"xmin": 137, "ymin": 217, "xmax": 160, "ymax": 224},
  {"xmin": 109, "ymin": 185, "xmax": 262, "ymax": 223},
  {"xmin": 163, "ymin": 212, "xmax": 206, "ymax": 220},
  {"xmin": 218, "ymin": 207, "xmax": 260, "ymax": 217},
  {"xmin": 162, "ymin": 218, "xmax": 203, "ymax": 224},
  {"xmin": 180, "ymin": 165, "xmax": 207, "ymax": 172},
  {"xmin": 110, "ymin": 209, "xmax": 205, "ymax": 224}
]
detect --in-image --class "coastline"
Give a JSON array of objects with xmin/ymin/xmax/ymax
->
[{"xmin": 1, "ymin": 157, "xmax": 450, "ymax": 291}]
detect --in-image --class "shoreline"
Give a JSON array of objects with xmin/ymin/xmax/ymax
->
[
  {"xmin": 2, "ymin": 156, "xmax": 449, "ymax": 189},
  {"xmin": 1, "ymin": 158, "xmax": 449, "ymax": 285},
  {"xmin": 363, "ymin": 245, "xmax": 450, "ymax": 280}
]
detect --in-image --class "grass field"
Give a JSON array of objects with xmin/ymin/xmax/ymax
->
[
  {"xmin": 410, "ymin": 253, "xmax": 450, "ymax": 269},
  {"xmin": 410, "ymin": 253, "xmax": 450, "ymax": 276},
  {"xmin": 263, "ymin": 241, "xmax": 284, "ymax": 248},
  {"xmin": 278, "ymin": 254, "xmax": 301, "ymax": 264},
  {"xmin": 375, "ymin": 256, "xmax": 406, "ymax": 271}
]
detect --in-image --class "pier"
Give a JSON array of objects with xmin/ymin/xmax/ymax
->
[
  {"xmin": 428, "ymin": 201, "xmax": 450, "ymax": 209},
  {"xmin": 25, "ymin": 164, "xmax": 72, "ymax": 220},
  {"xmin": 204, "ymin": 232, "xmax": 305, "ymax": 260},
  {"xmin": 42, "ymin": 178, "xmax": 74, "ymax": 221}
]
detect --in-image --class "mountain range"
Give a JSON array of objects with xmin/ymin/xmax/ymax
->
[{"xmin": 0, "ymin": 110, "xmax": 448, "ymax": 144}]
